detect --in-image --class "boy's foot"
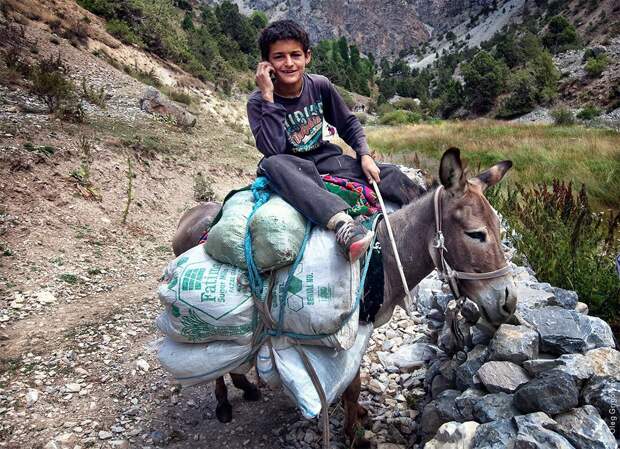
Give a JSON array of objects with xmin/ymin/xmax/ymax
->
[{"xmin": 335, "ymin": 219, "xmax": 374, "ymax": 262}]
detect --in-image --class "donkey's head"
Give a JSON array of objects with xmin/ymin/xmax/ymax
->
[{"xmin": 434, "ymin": 148, "xmax": 517, "ymax": 327}]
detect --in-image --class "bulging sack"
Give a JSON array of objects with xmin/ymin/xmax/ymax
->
[
  {"xmin": 270, "ymin": 228, "xmax": 361, "ymax": 350},
  {"xmin": 258, "ymin": 324, "xmax": 373, "ymax": 419},
  {"xmin": 205, "ymin": 191, "xmax": 307, "ymax": 271},
  {"xmin": 158, "ymin": 337, "xmax": 252, "ymax": 386},
  {"xmin": 157, "ymin": 244, "xmax": 255, "ymax": 344}
]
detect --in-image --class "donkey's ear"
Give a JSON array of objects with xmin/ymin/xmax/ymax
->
[
  {"xmin": 439, "ymin": 147, "xmax": 466, "ymax": 192},
  {"xmin": 473, "ymin": 160, "xmax": 513, "ymax": 191}
]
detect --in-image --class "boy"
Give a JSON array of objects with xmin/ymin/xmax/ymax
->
[{"xmin": 247, "ymin": 20, "xmax": 422, "ymax": 262}]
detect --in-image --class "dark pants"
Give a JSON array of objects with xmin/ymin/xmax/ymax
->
[{"xmin": 258, "ymin": 143, "xmax": 424, "ymax": 226}]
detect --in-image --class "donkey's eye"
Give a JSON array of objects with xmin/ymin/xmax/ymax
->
[{"xmin": 465, "ymin": 230, "xmax": 487, "ymax": 242}]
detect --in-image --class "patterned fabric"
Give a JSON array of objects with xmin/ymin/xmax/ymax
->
[{"xmin": 321, "ymin": 174, "xmax": 380, "ymax": 217}]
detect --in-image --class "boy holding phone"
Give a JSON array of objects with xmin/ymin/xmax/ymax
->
[{"xmin": 247, "ymin": 20, "xmax": 422, "ymax": 262}]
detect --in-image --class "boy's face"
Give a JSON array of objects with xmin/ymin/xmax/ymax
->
[{"xmin": 267, "ymin": 39, "xmax": 311, "ymax": 88}]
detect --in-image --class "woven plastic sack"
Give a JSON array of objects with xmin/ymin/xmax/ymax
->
[
  {"xmin": 158, "ymin": 337, "xmax": 252, "ymax": 386},
  {"xmin": 205, "ymin": 191, "xmax": 306, "ymax": 271},
  {"xmin": 250, "ymin": 195, "xmax": 306, "ymax": 271},
  {"xmin": 204, "ymin": 190, "xmax": 254, "ymax": 269},
  {"xmin": 157, "ymin": 244, "xmax": 255, "ymax": 344},
  {"xmin": 270, "ymin": 228, "xmax": 361, "ymax": 350},
  {"xmin": 258, "ymin": 323, "xmax": 373, "ymax": 419}
]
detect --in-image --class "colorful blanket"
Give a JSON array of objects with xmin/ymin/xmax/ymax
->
[{"xmin": 321, "ymin": 174, "xmax": 380, "ymax": 217}]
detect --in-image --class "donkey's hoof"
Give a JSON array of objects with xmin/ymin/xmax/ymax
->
[
  {"xmin": 215, "ymin": 401, "xmax": 233, "ymax": 423},
  {"xmin": 242, "ymin": 385, "xmax": 261, "ymax": 402}
]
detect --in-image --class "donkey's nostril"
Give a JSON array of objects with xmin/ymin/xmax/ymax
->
[{"xmin": 503, "ymin": 287, "xmax": 517, "ymax": 315}]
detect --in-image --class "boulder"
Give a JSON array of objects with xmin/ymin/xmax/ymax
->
[
  {"xmin": 379, "ymin": 343, "xmax": 442, "ymax": 371},
  {"xmin": 425, "ymin": 421, "xmax": 479, "ymax": 449},
  {"xmin": 585, "ymin": 347, "xmax": 620, "ymax": 380},
  {"xmin": 513, "ymin": 413, "xmax": 576, "ymax": 449},
  {"xmin": 420, "ymin": 389, "xmax": 463, "ymax": 436},
  {"xmin": 549, "ymin": 287, "xmax": 578, "ymax": 310},
  {"xmin": 488, "ymin": 324, "xmax": 539, "ymax": 364},
  {"xmin": 455, "ymin": 388, "xmax": 486, "ymax": 421},
  {"xmin": 523, "ymin": 354, "xmax": 594, "ymax": 382},
  {"xmin": 514, "ymin": 370, "xmax": 579, "ymax": 415},
  {"xmin": 551, "ymin": 405, "xmax": 616, "ymax": 449},
  {"xmin": 472, "ymin": 419, "xmax": 517, "ymax": 449},
  {"xmin": 472, "ymin": 392, "xmax": 520, "ymax": 423},
  {"xmin": 477, "ymin": 361, "xmax": 530, "ymax": 394},
  {"xmin": 140, "ymin": 87, "xmax": 197, "ymax": 127},
  {"xmin": 455, "ymin": 345, "xmax": 488, "ymax": 390},
  {"xmin": 516, "ymin": 285, "xmax": 556, "ymax": 310},
  {"xmin": 518, "ymin": 307, "xmax": 615, "ymax": 355},
  {"xmin": 581, "ymin": 376, "xmax": 620, "ymax": 421}
]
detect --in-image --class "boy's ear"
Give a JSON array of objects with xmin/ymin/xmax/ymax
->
[{"xmin": 305, "ymin": 48, "xmax": 312, "ymax": 64}]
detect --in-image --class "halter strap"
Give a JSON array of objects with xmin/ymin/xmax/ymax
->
[{"xmin": 431, "ymin": 185, "xmax": 512, "ymax": 299}]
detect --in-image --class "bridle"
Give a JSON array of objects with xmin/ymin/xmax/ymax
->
[{"xmin": 430, "ymin": 185, "xmax": 513, "ymax": 300}]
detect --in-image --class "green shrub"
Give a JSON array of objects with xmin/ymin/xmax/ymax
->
[
  {"xmin": 378, "ymin": 110, "xmax": 422, "ymax": 126},
  {"xmin": 498, "ymin": 69, "xmax": 538, "ymax": 118},
  {"xmin": 488, "ymin": 181, "xmax": 619, "ymax": 325},
  {"xmin": 81, "ymin": 78, "xmax": 106, "ymax": 107},
  {"xmin": 576, "ymin": 105, "xmax": 602, "ymax": 120},
  {"xmin": 551, "ymin": 107, "xmax": 575, "ymax": 125},
  {"xmin": 462, "ymin": 50, "xmax": 508, "ymax": 113},
  {"xmin": 543, "ymin": 15, "xmax": 580, "ymax": 53},
  {"xmin": 392, "ymin": 98, "xmax": 421, "ymax": 111},
  {"xmin": 106, "ymin": 19, "xmax": 142, "ymax": 45},
  {"xmin": 336, "ymin": 85, "xmax": 356, "ymax": 110},
  {"xmin": 584, "ymin": 54, "xmax": 609, "ymax": 78},
  {"xmin": 29, "ymin": 57, "xmax": 74, "ymax": 112}
]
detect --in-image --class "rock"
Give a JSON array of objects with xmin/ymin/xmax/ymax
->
[
  {"xmin": 425, "ymin": 421, "xmax": 479, "ymax": 449},
  {"xmin": 303, "ymin": 430, "xmax": 317, "ymax": 443},
  {"xmin": 455, "ymin": 388, "xmax": 485, "ymax": 421},
  {"xmin": 585, "ymin": 347, "xmax": 620, "ymax": 380},
  {"xmin": 513, "ymin": 413, "xmax": 576, "ymax": 449},
  {"xmin": 377, "ymin": 444, "xmax": 406, "ymax": 449},
  {"xmin": 472, "ymin": 392, "xmax": 519, "ymax": 423},
  {"xmin": 65, "ymin": 383, "xmax": 81, "ymax": 393},
  {"xmin": 549, "ymin": 288, "xmax": 578, "ymax": 309},
  {"xmin": 574, "ymin": 302, "xmax": 588, "ymax": 314},
  {"xmin": 136, "ymin": 359, "xmax": 150, "ymax": 372},
  {"xmin": 98, "ymin": 431, "xmax": 113, "ymax": 440},
  {"xmin": 150, "ymin": 430, "xmax": 167, "ymax": 445},
  {"xmin": 455, "ymin": 345, "xmax": 488, "ymax": 390},
  {"xmin": 35, "ymin": 290, "xmax": 57, "ymax": 304},
  {"xmin": 523, "ymin": 354, "xmax": 594, "ymax": 382},
  {"xmin": 109, "ymin": 441, "xmax": 130, "ymax": 449},
  {"xmin": 552, "ymin": 405, "xmax": 617, "ymax": 449},
  {"xmin": 516, "ymin": 286, "xmax": 556, "ymax": 310},
  {"xmin": 420, "ymin": 389, "xmax": 463, "ymax": 436},
  {"xmin": 581, "ymin": 376, "xmax": 620, "ymax": 421},
  {"xmin": 514, "ymin": 370, "xmax": 579, "ymax": 415},
  {"xmin": 477, "ymin": 361, "xmax": 530, "ymax": 394},
  {"xmin": 26, "ymin": 388, "xmax": 40, "ymax": 407},
  {"xmin": 368, "ymin": 379, "xmax": 386, "ymax": 394},
  {"xmin": 43, "ymin": 441, "xmax": 60, "ymax": 449},
  {"xmin": 139, "ymin": 87, "xmax": 197, "ymax": 127},
  {"xmin": 488, "ymin": 324, "xmax": 539, "ymax": 364},
  {"xmin": 472, "ymin": 419, "xmax": 517, "ymax": 449},
  {"xmin": 379, "ymin": 343, "xmax": 442, "ymax": 371},
  {"xmin": 470, "ymin": 319, "xmax": 496, "ymax": 346},
  {"xmin": 518, "ymin": 307, "xmax": 615, "ymax": 355}
]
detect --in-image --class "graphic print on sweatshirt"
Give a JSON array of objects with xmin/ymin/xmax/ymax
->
[{"xmin": 284, "ymin": 100, "xmax": 324, "ymax": 152}]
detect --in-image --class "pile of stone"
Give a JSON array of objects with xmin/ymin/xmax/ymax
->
[{"xmin": 412, "ymin": 268, "xmax": 619, "ymax": 449}]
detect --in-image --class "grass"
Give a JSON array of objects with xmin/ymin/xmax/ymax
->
[{"xmin": 367, "ymin": 120, "xmax": 620, "ymax": 211}]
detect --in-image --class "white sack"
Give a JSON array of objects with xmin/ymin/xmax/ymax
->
[{"xmin": 157, "ymin": 244, "xmax": 255, "ymax": 344}]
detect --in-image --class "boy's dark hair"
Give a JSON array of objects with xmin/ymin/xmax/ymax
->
[{"xmin": 258, "ymin": 20, "xmax": 310, "ymax": 60}]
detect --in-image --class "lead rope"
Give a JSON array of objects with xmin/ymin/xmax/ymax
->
[{"xmin": 371, "ymin": 180, "xmax": 415, "ymax": 313}]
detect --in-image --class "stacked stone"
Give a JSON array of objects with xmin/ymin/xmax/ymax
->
[{"xmin": 415, "ymin": 272, "xmax": 619, "ymax": 449}]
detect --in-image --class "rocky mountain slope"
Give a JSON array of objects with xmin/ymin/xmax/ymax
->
[{"xmin": 204, "ymin": 0, "xmax": 619, "ymax": 62}]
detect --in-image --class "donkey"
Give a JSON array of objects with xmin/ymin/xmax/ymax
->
[{"xmin": 171, "ymin": 148, "xmax": 518, "ymax": 447}]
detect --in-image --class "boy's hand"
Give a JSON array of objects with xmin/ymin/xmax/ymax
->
[
  {"xmin": 256, "ymin": 62, "xmax": 275, "ymax": 102},
  {"xmin": 361, "ymin": 154, "xmax": 381, "ymax": 184}
]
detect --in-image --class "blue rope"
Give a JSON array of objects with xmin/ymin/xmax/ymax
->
[{"xmin": 244, "ymin": 176, "xmax": 271, "ymax": 298}]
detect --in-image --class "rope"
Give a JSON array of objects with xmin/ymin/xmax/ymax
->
[{"xmin": 244, "ymin": 177, "xmax": 272, "ymax": 299}]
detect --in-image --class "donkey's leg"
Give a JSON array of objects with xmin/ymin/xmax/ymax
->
[
  {"xmin": 215, "ymin": 377, "xmax": 233, "ymax": 423},
  {"xmin": 342, "ymin": 370, "xmax": 371, "ymax": 449},
  {"xmin": 230, "ymin": 373, "xmax": 261, "ymax": 401}
]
